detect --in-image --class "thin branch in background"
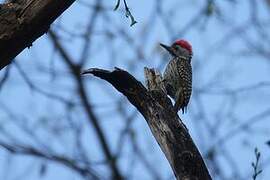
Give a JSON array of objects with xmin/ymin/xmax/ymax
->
[
  {"xmin": 79, "ymin": 0, "xmax": 101, "ymax": 66},
  {"xmin": 13, "ymin": 61, "xmax": 75, "ymax": 106},
  {"xmin": 0, "ymin": 141, "xmax": 100, "ymax": 179},
  {"xmin": 114, "ymin": 0, "xmax": 121, "ymax": 10},
  {"xmin": 48, "ymin": 30, "xmax": 123, "ymax": 180},
  {"xmin": 0, "ymin": 66, "xmax": 10, "ymax": 91},
  {"xmin": 114, "ymin": 0, "xmax": 137, "ymax": 26},
  {"xmin": 252, "ymin": 147, "xmax": 263, "ymax": 180},
  {"xmin": 266, "ymin": 140, "xmax": 270, "ymax": 148}
]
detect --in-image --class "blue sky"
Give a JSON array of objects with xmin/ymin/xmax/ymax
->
[{"xmin": 0, "ymin": 0, "xmax": 270, "ymax": 179}]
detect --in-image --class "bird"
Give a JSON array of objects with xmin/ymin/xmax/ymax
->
[{"xmin": 160, "ymin": 39, "xmax": 193, "ymax": 114}]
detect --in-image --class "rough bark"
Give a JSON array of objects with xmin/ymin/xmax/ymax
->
[
  {"xmin": 81, "ymin": 67, "xmax": 212, "ymax": 180},
  {"xmin": 0, "ymin": 0, "xmax": 75, "ymax": 70}
]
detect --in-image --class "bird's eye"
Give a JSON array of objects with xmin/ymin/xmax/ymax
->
[{"xmin": 175, "ymin": 45, "xmax": 181, "ymax": 49}]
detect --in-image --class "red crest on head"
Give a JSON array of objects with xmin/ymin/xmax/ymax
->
[{"xmin": 174, "ymin": 40, "xmax": 192, "ymax": 54}]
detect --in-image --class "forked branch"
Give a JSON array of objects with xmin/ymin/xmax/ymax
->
[{"xmin": 82, "ymin": 67, "xmax": 212, "ymax": 180}]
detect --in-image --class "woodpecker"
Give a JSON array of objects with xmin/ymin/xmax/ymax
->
[{"xmin": 160, "ymin": 39, "xmax": 193, "ymax": 114}]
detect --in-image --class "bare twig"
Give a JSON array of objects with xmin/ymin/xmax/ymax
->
[
  {"xmin": 48, "ymin": 30, "xmax": 123, "ymax": 180},
  {"xmin": 114, "ymin": 0, "xmax": 137, "ymax": 26},
  {"xmin": 252, "ymin": 147, "xmax": 263, "ymax": 180},
  {"xmin": 0, "ymin": 141, "xmax": 100, "ymax": 179}
]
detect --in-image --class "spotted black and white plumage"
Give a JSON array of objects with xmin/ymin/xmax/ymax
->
[{"xmin": 160, "ymin": 40, "xmax": 192, "ymax": 113}]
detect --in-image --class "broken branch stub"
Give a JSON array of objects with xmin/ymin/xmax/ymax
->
[{"xmin": 144, "ymin": 67, "xmax": 166, "ymax": 93}]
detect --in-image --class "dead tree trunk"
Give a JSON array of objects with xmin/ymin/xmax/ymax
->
[
  {"xmin": 0, "ymin": 0, "xmax": 75, "ymax": 70},
  {"xmin": 82, "ymin": 67, "xmax": 212, "ymax": 180}
]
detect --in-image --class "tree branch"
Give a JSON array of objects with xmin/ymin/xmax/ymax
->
[
  {"xmin": 0, "ymin": 141, "xmax": 100, "ymax": 179},
  {"xmin": 0, "ymin": 0, "xmax": 76, "ymax": 70},
  {"xmin": 48, "ymin": 30, "xmax": 123, "ymax": 180},
  {"xmin": 81, "ymin": 67, "xmax": 212, "ymax": 180}
]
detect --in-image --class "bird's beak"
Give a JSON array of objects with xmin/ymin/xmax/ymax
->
[{"xmin": 160, "ymin": 43, "xmax": 174, "ymax": 55}]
